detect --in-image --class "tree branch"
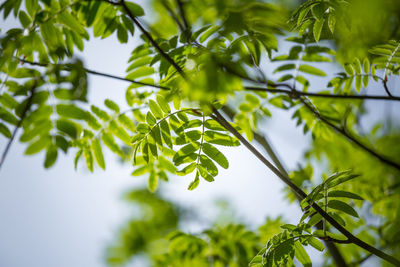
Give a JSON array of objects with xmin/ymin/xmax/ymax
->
[
  {"xmin": 211, "ymin": 108, "xmax": 400, "ymax": 266},
  {"xmin": 0, "ymin": 82, "xmax": 37, "ymax": 172}
]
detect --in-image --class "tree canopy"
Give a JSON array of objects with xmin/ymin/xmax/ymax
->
[{"xmin": 1, "ymin": 0, "xmax": 400, "ymax": 266}]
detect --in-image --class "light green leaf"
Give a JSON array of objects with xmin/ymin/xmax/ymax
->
[
  {"xmin": 328, "ymin": 200, "xmax": 359, "ymax": 217},
  {"xmin": 313, "ymin": 18, "xmax": 324, "ymax": 42},
  {"xmin": 149, "ymin": 100, "xmax": 163, "ymax": 119},
  {"xmin": 148, "ymin": 171, "xmax": 158, "ymax": 192},
  {"xmin": 294, "ymin": 241, "xmax": 311, "ymax": 267},
  {"xmin": 91, "ymin": 139, "xmax": 105, "ymax": 170},
  {"xmin": 202, "ymin": 143, "xmax": 229, "ymax": 169},
  {"xmin": 299, "ymin": 65, "xmax": 326, "ymax": 76},
  {"xmin": 328, "ymin": 190, "xmax": 363, "ymax": 200}
]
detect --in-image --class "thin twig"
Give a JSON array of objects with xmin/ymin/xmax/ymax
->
[
  {"xmin": 0, "ymin": 82, "xmax": 37, "ymax": 171},
  {"xmin": 300, "ymin": 98, "xmax": 400, "ymax": 171},
  {"xmin": 245, "ymin": 86, "xmax": 400, "ymax": 102},
  {"xmin": 18, "ymin": 58, "xmax": 169, "ymax": 90}
]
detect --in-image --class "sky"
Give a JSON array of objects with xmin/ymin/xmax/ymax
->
[{"xmin": 0, "ymin": 3, "xmax": 398, "ymax": 267}]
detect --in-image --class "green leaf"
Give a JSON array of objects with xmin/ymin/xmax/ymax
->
[
  {"xmin": 313, "ymin": 18, "xmax": 324, "ymax": 42},
  {"xmin": 109, "ymin": 121, "xmax": 131, "ymax": 145},
  {"xmin": 328, "ymin": 14, "xmax": 336, "ymax": 33},
  {"xmin": 176, "ymin": 162, "xmax": 197, "ymax": 176},
  {"xmin": 173, "ymin": 142, "xmax": 200, "ymax": 164},
  {"xmin": 199, "ymin": 155, "xmax": 218, "ymax": 176},
  {"xmin": 125, "ymin": 1, "xmax": 145, "ymax": 17},
  {"xmin": 131, "ymin": 166, "xmax": 148, "ymax": 176},
  {"xmin": 25, "ymin": 136, "xmax": 50, "ymax": 155},
  {"xmin": 188, "ymin": 172, "xmax": 200, "ymax": 190},
  {"xmin": 344, "ymin": 64, "xmax": 355, "ymax": 76},
  {"xmin": 299, "ymin": 65, "xmax": 326, "ymax": 76},
  {"xmin": 204, "ymin": 131, "xmax": 240, "ymax": 146},
  {"xmin": 202, "ymin": 143, "xmax": 229, "ymax": 169},
  {"xmin": 198, "ymin": 165, "xmax": 215, "ymax": 182},
  {"xmin": 83, "ymin": 148, "xmax": 94, "ymax": 172},
  {"xmin": 117, "ymin": 25, "xmax": 128, "ymax": 43},
  {"xmin": 102, "ymin": 131, "xmax": 124, "ymax": 157},
  {"xmin": 151, "ymin": 124, "xmax": 163, "ymax": 146},
  {"xmin": 19, "ymin": 10, "xmax": 31, "ymax": 28},
  {"xmin": 126, "ymin": 66, "xmax": 154, "ymax": 80},
  {"xmin": 0, "ymin": 122, "xmax": 11, "ymax": 138},
  {"xmin": 204, "ymin": 119, "xmax": 227, "ymax": 131},
  {"xmin": 91, "ymin": 139, "xmax": 105, "ymax": 170},
  {"xmin": 294, "ymin": 241, "xmax": 311, "ymax": 267},
  {"xmin": 104, "ymin": 99, "xmax": 120, "ymax": 113},
  {"xmin": 160, "ymin": 120, "xmax": 172, "ymax": 148},
  {"xmin": 146, "ymin": 111, "xmax": 156, "ymax": 126},
  {"xmin": 156, "ymin": 95, "xmax": 171, "ymax": 113},
  {"xmin": 355, "ymin": 75, "xmax": 362, "ymax": 92},
  {"xmin": 148, "ymin": 171, "xmax": 158, "ymax": 192},
  {"xmin": 199, "ymin": 25, "xmax": 221, "ymax": 43},
  {"xmin": 308, "ymin": 237, "xmax": 324, "ymax": 251},
  {"xmin": 148, "ymin": 100, "xmax": 163, "ymax": 119},
  {"xmin": 328, "ymin": 190, "xmax": 363, "ymax": 200},
  {"xmin": 44, "ymin": 145, "xmax": 58, "ymax": 168},
  {"xmin": 328, "ymin": 200, "xmax": 359, "ymax": 217}
]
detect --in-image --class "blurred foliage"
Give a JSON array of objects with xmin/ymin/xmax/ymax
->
[{"xmin": 1, "ymin": 0, "xmax": 400, "ymax": 266}]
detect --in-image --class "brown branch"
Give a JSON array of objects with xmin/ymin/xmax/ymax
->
[
  {"xmin": 211, "ymin": 108, "xmax": 400, "ymax": 266},
  {"xmin": 0, "ymin": 82, "xmax": 37, "ymax": 171}
]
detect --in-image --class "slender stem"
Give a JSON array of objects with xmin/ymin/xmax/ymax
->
[
  {"xmin": 383, "ymin": 81, "xmax": 394, "ymax": 97},
  {"xmin": 176, "ymin": 0, "xmax": 189, "ymax": 30},
  {"xmin": 211, "ymin": 108, "xmax": 400, "ymax": 266},
  {"xmin": 300, "ymin": 98, "xmax": 400, "ymax": 171},
  {"xmin": 245, "ymin": 86, "xmax": 400, "ymax": 102},
  {"xmin": 18, "ymin": 58, "xmax": 169, "ymax": 90},
  {"xmin": 0, "ymin": 82, "xmax": 37, "ymax": 172}
]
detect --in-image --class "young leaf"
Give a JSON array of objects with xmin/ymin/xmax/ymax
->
[
  {"xmin": 202, "ymin": 143, "xmax": 229, "ymax": 169},
  {"xmin": 313, "ymin": 19, "xmax": 324, "ymax": 42},
  {"xmin": 176, "ymin": 162, "xmax": 197, "ymax": 176},
  {"xmin": 294, "ymin": 241, "xmax": 311, "ymax": 267},
  {"xmin": 149, "ymin": 100, "xmax": 163, "ymax": 119},
  {"xmin": 328, "ymin": 200, "xmax": 359, "ymax": 217},
  {"xmin": 328, "ymin": 190, "xmax": 363, "ymax": 200},
  {"xmin": 188, "ymin": 172, "xmax": 200, "ymax": 190},
  {"xmin": 204, "ymin": 131, "xmax": 240, "ymax": 146},
  {"xmin": 197, "ymin": 165, "xmax": 215, "ymax": 182},
  {"xmin": 299, "ymin": 65, "xmax": 327, "ymax": 76},
  {"xmin": 308, "ymin": 237, "xmax": 324, "ymax": 251},
  {"xmin": 156, "ymin": 95, "xmax": 171, "ymax": 113},
  {"xmin": 124, "ymin": 1, "xmax": 145, "ymax": 17},
  {"xmin": 148, "ymin": 171, "xmax": 158, "ymax": 192},
  {"xmin": 91, "ymin": 139, "xmax": 105, "ymax": 170}
]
